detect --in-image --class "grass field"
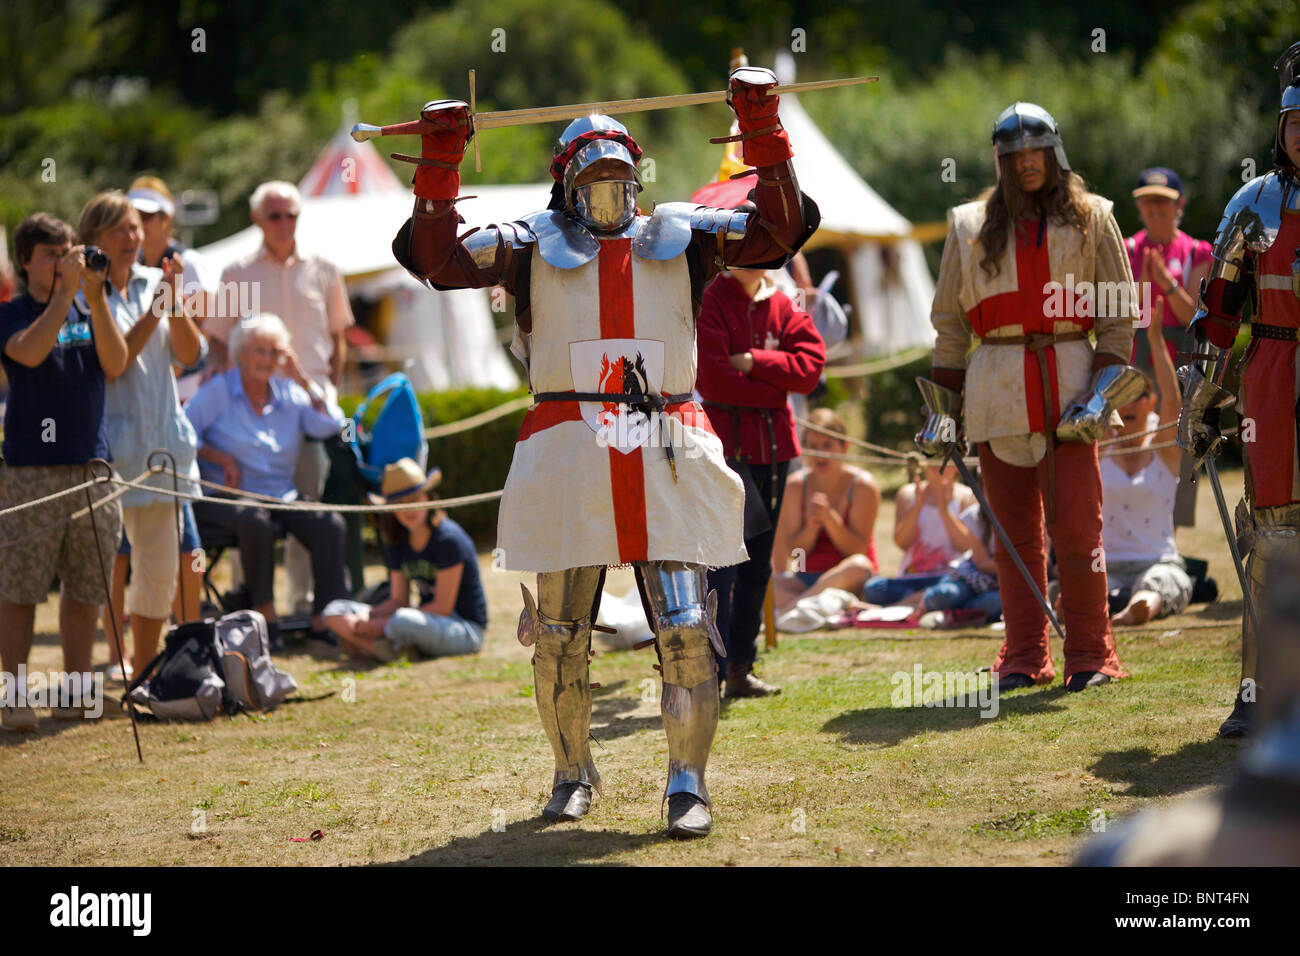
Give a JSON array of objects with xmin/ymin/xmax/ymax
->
[{"xmin": 0, "ymin": 468, "xmax": 1251, "ymax": 866}]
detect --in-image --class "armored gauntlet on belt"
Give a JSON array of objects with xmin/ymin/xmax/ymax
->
[
  {"xmin": 1176, "ymin": 364, "xmax": 1236, "ymax": 464},
  {"xmin": 914, "ymin": 377, "xmax": 964, "ymax": 458},
  {"xmin": 1056, "ymin": 364, "xmax": 1147, "ymax": 444}
]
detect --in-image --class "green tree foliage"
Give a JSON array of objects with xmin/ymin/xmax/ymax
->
[
  {"xmin": 805, "ymin": 35, "xmax": 1277, "ymax": 248},
  {"xmin": 3, "ymin": 0, "xmax": 1298, "ymax": 263},
  {"xmin": 90, "ymin": 0, "xmax": 431, "ymax": 115}
]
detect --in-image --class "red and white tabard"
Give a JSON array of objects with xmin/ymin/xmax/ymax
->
[{"xmin": 497, "ymin": 237, "xmax": 747, "ymax": 572}]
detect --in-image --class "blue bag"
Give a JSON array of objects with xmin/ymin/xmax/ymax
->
[{"xmin": 349, "ymin": 372, "xmax": 428, "ymax": 486}]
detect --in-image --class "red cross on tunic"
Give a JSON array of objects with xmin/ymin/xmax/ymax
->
[
  {"xmin": 596, "ymin": 238, "xmax": 650, "ymax": 562},
  {"xmin": 966, "ymin": 219, "xmax": 1091, "ymax": 432}
]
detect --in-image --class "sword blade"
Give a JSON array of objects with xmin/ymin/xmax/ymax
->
[
  {"xmin": 949, "ymin": 452, "xmax": 1068, "ymax": 642},
  {"xmin": 475, "ymin": 75, "xmax": 877, "ymax": 131},
  {"xmin": 352, "ymin": 75, "xmax": 878, "ymax": 141},
  {"xmin": 1203, "ymin": 455, "xmax": 1263, "ymax": 639}
]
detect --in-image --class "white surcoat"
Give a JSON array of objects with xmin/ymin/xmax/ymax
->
[{"xmin": 497, "ymin": 237, "xmax": 747, "ymax": 572}]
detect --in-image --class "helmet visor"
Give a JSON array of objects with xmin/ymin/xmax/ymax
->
[{"xmin": 573, "ymin": 180, "xmax": 639, "ymax": 232}]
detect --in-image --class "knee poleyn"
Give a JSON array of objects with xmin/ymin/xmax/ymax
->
[{"xmin": 655, "ymin": 608, "xmax": 716, "ymax": 688}]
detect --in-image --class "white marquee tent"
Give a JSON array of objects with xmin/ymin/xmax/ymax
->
[
  {"xmin": 757, "ymin": 52, "xmax": 937, "ymax": 358},
  {"xmin": 197, "ymin": 120, "xmax": 542, "ymax": 392}
]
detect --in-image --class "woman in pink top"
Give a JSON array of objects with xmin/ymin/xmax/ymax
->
[{"xmin": 1124, "ymin": 167, "xmax": 1212, "ymax": 368}]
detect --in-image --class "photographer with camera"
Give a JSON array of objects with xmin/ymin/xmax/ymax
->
[
  {"xmin": 0, "ymin": 213, "xmax": 129, "ymax": 731},
  {"xmin": 78, "ymin": 191, "xmax": 205, "ymax": 679},
  {"xmin": 97, "ymin": 178, "xmax": 217, "ymax": 679}
]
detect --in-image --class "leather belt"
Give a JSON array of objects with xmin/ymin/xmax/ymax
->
[
  {"xmin": 532, "ymin": 390, "xmax": 694, "ymax": 482},
  {"xmin": 702, "ymin": 400, "xmax": 780, "ymax": 511},
  {"xmin": 978, "ymin": 331, "xmax": 1088, "ymax": 522},
  {"xmin": 1250, "ymin": 322, "xmax": 1300, "ymax": 342},
  {"xmin": 533, "ymin": 390, "xmax": 694, "ymax": 411}
]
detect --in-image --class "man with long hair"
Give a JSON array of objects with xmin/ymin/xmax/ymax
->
[{"xmin": 921, "ymin": 103, "xmax": 1140, "ymax": 692}]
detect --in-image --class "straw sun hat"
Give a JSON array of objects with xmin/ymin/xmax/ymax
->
[{"xmin": 367, "ymin": 458, "xmax": 443, "ymax": 506}]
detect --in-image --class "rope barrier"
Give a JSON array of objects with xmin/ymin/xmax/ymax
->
[
  {"xmin": 422, "ymin": 394, "xmax": 531, "ymax": 440},
  {"xmin": 823, "ymin": 346, "xmax": 931, "ymax": 379},
  {"xmin": 0, "ymin": 471, "xmax": 141, "ymax": 551},
  {"xmin": 111, "ymin": 471, "xmax": 503, "ymax": 514},
  {"xmin": 0, "ymin": 475, "xmax": 105, "ymax": 519},
  {"xmin": 793, "ymin": 415, "xmax": 912, "ymax": 460}
]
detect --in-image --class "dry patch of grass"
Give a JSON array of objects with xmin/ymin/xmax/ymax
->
[{"xmin": 0, "ymin": 470, "xmax": 1250, "ymax": 866}]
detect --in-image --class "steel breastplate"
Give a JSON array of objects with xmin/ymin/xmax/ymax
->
[
  {"xmin": 501, "ymin": 203, "xmax": 749, "ymax": 270},
  {"xmin": 1210, "ymin": 172, "xmax": 1300, "ymax": 265}
]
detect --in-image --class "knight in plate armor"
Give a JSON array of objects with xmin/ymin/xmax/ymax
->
[
  {"xmin": 1178, "ymin": 41, "xmax": 1300, "ymax": 738},
  {"xmin": 389, "ymin": 67, "xmax": 819, "ymax": 837}
]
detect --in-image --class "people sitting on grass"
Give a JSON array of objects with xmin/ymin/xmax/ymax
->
[
  {"xmin": 185, "ymin": 313, "xmax": 349, "ymax": 650},
  {"xmin": 1102, "ymin": 303, "xmax": 1191, "ymax": 626},
  {"xmin": 915, "ymin": 500, "xmax": 1002, "ymax": 627},
  {"xmin": 770, "ymin": 409, "xmax": 881, "ymax": 613},
  {"xmin": 861, "ymin": 457, "xmax": 978, "ymax": 608},
  {"xmin": 323, "ymin": 459, "xmax": 487, "ymax": 662}
]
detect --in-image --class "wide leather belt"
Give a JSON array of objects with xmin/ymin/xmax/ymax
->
[
  {"xmin": 977, "ymin": 331, "xmax": 1088, "ymax": 522},
  {"xmin": 533, "ymin": 390, "xmax": 694, "ymax": 411},
  {"xmin": 532, "ymin": 390, "xmax": 694, "ymax": 482},
  {"xmin": 1250, "ymin": 322, "xmax": 1299, "ymax": 342}
]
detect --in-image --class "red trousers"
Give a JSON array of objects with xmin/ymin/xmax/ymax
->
[{"xmin": 978, "ymin": 440, "xmax": 1127, "ymax": 684}]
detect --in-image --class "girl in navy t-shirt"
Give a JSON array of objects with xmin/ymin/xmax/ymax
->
[{"xmin": 323, "ymin": 459, "xmax": 487, "ymax": 661}]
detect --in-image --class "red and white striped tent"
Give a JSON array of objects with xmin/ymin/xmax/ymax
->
[{"xmin": 297, "ymin": 123, "xmax": 407, "ymax": 199}]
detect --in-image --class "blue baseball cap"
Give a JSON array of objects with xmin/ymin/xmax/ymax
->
[{"xmin": 1132, "ymin": 167, "xmax": 1182, "ymax": 200}]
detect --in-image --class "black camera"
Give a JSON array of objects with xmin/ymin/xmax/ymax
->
[{"xmin": 84, "ymin": 246, "xmax": 109, "ymax": 271}]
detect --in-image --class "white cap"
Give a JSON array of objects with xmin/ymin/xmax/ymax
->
[{"xmin": 127, "ymin": 187, "xmax": 175, "ymax": 218}]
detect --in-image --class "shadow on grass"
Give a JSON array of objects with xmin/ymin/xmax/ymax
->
[
  {"xmin": 1194, "ymin": 600, "xmax": 1243, "ymax": 623},
  {"xmin": 380, "ymin": 816, "xmax": 662, "ymax": 866},
  {"xmin": 1088, "ymin": 738, "xmax": 1241, "ymax": 798},
  {"xmin": 590, "ymin": 680, "xmax": 664, "ymax": 742},
  {"xmin": 820, "ymin": 685, "xmax": 1071, "ymax": 747}
]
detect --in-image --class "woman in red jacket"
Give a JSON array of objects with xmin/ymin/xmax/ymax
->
[{"xmin": 696, "ymin": 267, "xmax": 825, "ymax": 697}]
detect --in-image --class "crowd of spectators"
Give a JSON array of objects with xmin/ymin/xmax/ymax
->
[
  {"xmin": 0, "ymin": 160, "xmax": 1216, "ymax": 732},
  {"xmin": 0, "ymin": 180, "xmax": 484, "ymax": 733}
]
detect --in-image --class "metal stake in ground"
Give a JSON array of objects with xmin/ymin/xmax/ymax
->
[
  {"xmin": 83, "ymin": 459, "xmax": 144, "ymax": 763},
  {"xmin": 147, "ymin": 448, "xmax": 186, "ymax": 625}
]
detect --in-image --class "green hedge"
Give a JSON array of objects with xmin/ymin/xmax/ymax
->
[{"xmin": 341, "ymin": 384, "xmax": 530, "ymax": 544}]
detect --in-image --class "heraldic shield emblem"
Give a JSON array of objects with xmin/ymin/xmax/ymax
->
[{"xmin": 569, "ymin": 338, "xmax": 667, "ymax": 454}]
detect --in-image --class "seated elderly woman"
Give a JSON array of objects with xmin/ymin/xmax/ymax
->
[{"xmin": 185, "ymin": 313, "xmax": 348, "ymax": 648}]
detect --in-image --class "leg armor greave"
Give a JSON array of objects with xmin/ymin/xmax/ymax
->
[
  {"xmin": 1242, "ymin": 505, "xmax": 1300, "ymax": 688},
  {"xmin": 528, "ymin": 567, "xmax": 604, "ymax": 792},
  {"xmin": 640, "ymin": 561, "xmax": 722, "ymax": 805}
]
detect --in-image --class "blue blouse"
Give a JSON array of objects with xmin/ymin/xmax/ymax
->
[{"xmin": 185, "ymin": 367, "xmax": 343, "ymax": 500}]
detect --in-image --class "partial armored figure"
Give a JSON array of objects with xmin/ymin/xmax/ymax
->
[
  {"xmin": 1179, "ymin": 42, "xmax": 1300, "ymax": 738},
  {"xmin": 390, "ymin": 68, "xmax": 818, "ymax": 837},
  {"xmin": 923, "ymin": 102, "xmax": 1139, "ymax": 692}
]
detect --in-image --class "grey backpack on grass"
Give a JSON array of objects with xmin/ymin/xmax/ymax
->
[{"xmin": 127, "ymin": 610, "xmax": 298, "ymax": 720}]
